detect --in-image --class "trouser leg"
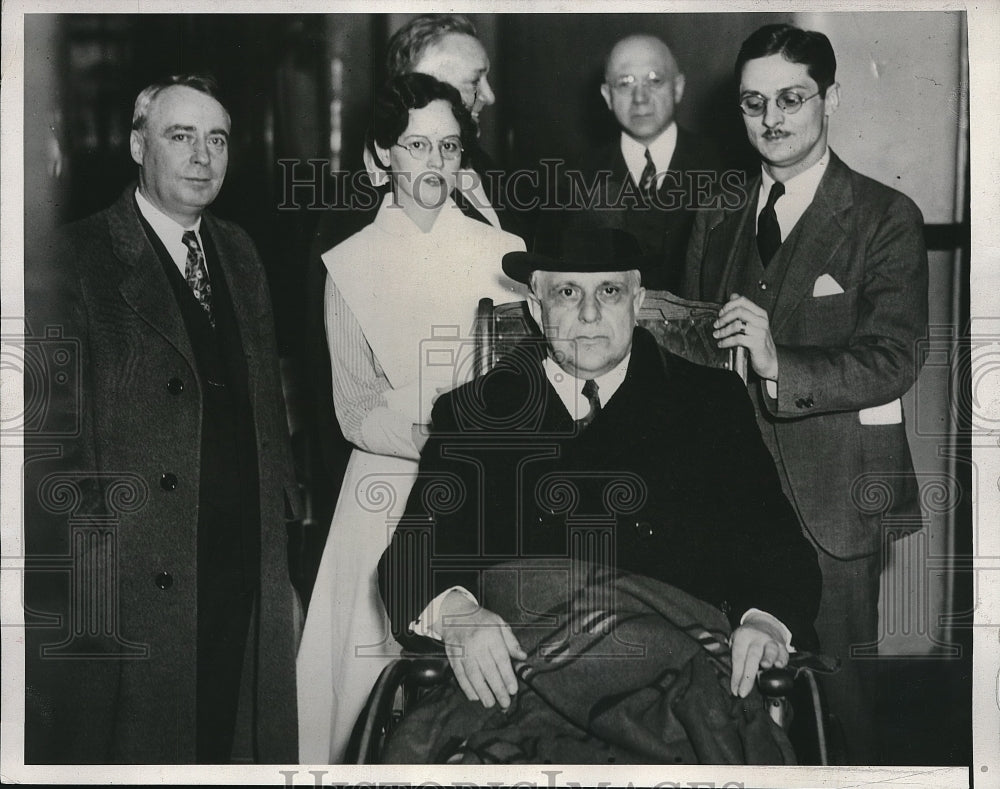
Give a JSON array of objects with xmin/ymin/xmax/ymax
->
[{"xmin": 812, "ymin": 548, "xmax": 882, "ymax": 765}]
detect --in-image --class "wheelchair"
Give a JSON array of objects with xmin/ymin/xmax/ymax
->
[
  {"xmin": 347, "ymin": 648, "xmax": 838, "ymax": 764},
  {"xmin": 348, "ymin": 291, "xmax": 839, "ymax": 765}
]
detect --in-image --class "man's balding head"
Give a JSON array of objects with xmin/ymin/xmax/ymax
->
[{"xmin": 601, "ymin": 35, "xmax": 685, "ymax": 145}]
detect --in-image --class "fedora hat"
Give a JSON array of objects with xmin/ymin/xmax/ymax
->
[{"xmin": 502, "ymin": 216, "xmax": 657, "ymax": 285}]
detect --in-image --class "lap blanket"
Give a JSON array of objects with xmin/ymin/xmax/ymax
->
[{"xmin": 381, "ymin": 562, "xmax": 795, "ymax": 764}]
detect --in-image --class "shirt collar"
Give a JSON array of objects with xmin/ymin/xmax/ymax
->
[
  {"xmin": 543, "ymin": 352, "xmax": 631, "ymax": 420},
  {"xmin": 134, "ymin": 187, "xmax": 201, "ymax": 240},
  {"xmin": 620, "ymin": 122, "xmax": 678, "ymax": 184},
  {"xmin": 760, "ymin": 146, "xmax": 830, "ymax": 203}
]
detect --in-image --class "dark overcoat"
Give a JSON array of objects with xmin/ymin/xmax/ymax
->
[
  {"xmin": 24, "ymin": 187, "xmax": 300, "ymax": 763},
  {"xmin": 379, "ymin": 328, "xmax": 821, "ymax": 648}
]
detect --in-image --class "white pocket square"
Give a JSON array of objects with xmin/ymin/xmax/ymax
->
[
  {"xmin": 812, "ymin": 273, "xmax": 845, "ymax": 297},
  {"xmin": 859, "ymin": 399, "xmax": 902, "ymax": 425}
]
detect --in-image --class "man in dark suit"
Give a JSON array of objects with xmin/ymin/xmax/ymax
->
[
  {"xmin": 24, "ymin": 75, "xmax": 300, "ymax": 763},
  {"xmin": 569, "ymin": 35, "xmax": 724, "ymax": 292},
  {"xmin": 378, "ymin": 222, "xmax": 820, "ymax": 714},
  {"xmin": 298, "ymin": 15, "xmax": 522, "ymax": 606},
  {"xmin": 683, "ymin": 24, "xmax": 928, "ymax": 764}
]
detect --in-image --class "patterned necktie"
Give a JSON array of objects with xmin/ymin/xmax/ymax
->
[
  {"xmin": 578, "ymin": 379, "xmax": 601, "ymax": 429},
  {"xmin": 639, "ymin": 148, "xmax": 657, "ymax": 199},
  {"xmin": 756, "ymin": 180, "xmax": 785, "ymax": 267},
  {"xmin": 181, "ymin": 230, "xmax": 214, "ymax": 326}
]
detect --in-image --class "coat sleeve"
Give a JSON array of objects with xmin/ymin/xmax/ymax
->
[
  {"xmin": 769, "ymin": 191, "xmax": 928, "ymax": 418},
  {"xmin": 710, "ymin": 372, "xmax": 822, "ymax": 648},
  {"xmin": 377, "ymin": 391, "xmax": 484, "ymax": 648}
]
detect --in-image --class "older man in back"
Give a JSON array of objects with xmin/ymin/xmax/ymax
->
[{"xmin": 568, "ymin": 34, "xmax": 724, "ymax": 292}]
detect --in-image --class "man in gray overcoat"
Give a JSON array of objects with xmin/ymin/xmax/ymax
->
[{"xmin": 24, "ymin": 75, "xmax": 300, "ymax": 764}]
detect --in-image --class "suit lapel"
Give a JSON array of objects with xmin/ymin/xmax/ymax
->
[
  {"xmin": 606, "ymin": 145, "xmax": 630, "ymax": 210},
  {"xmin": 665, "ymin": 128, "xmax": 696, "ymax": 173},
  {"xmin": 700, "ymin": 180, "xmax": 758, "ymax": 303},
  {"xmin": 583, "ymin": 331, "xmax": 674, "ymax": 468},
  {"xmin": 203, "ymin": 215, "xmax": 265, "ymax": 407},
  {"xmin": 113, "ymin": 188, "xmax": 196, "ymax": 371},
  {"xmin": 769, "ymin": 153, "xmax": 853, "ymax": 337}
]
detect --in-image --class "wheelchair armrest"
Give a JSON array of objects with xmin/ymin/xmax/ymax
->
[{"xmin": 406, "ymin": 654, "xmax": 451, "ymax": 687}]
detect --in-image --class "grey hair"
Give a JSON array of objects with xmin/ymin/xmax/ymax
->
[{"xmin": 131, "ymin": 74, "xmax": 226, "ymax": 131}]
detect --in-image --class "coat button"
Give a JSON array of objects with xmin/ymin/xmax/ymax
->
[
  {"xmin": 635, "ymin": 521, "xmax": 654, "ymax": 539},
  {"xmin": 154, "ymin": 572, "xmax": 173, "ymax": 590},
  {"xmin": 167, "ymin": 377, "xmax": 184, "ymax": 395},
  {"xmin": 160, "ymin": 472, "xmax": 178, "ymax": 491},
  {"xmin": 758, "ymin": 281, "xmax": 768, "ymax": 290}
]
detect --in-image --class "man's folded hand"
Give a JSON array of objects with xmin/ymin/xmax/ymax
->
[{"xmin": 439, "ymin": 590, "xmax": 527, "ymax": 709}]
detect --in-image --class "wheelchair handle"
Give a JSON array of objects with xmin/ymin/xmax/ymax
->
[{"xmin": 758, "ymin": 667, "xmax": 796, "ymax": 698}]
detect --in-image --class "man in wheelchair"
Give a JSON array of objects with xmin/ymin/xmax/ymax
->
[{"xmin": 377, "ymin": 219, "xmax": 822, "ymax": 763}]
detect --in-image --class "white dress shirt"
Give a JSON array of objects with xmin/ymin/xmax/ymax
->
[
  {"xmin": 620, "ymin": 122, "xmax": 678, "ymax": 190},
  {"xmin": 755, "ymin": 147, "xmax": 830, "ymax": 242},
  {"xmin": 542, "ymin": 353, "xmax": 630, "ymax": 418},
  {"xmin": 134, "ymin": 188, "xmax": 206, "ymax": 279}
]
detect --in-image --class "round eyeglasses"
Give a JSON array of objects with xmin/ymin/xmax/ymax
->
[
  {"xmin": 739, "ymin": 90, "xmax": 821, "ymax": 117},
  {"xmin": 393, "ymin": 136, "xmax": 463, "ymax": 161},
  {"xmin": 607, "ymin": 71, "xmax": 669, "ymax": 92}
]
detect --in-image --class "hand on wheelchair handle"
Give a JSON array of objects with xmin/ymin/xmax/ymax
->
[
  {"xmin": 438, "ymin": 594, "xmax": 527, "ymax": 710},
  {"xmin": 729, "ymin": 619, "xmax": 789, "ymax": 698}
]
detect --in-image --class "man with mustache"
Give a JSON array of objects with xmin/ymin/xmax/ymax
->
[{"xmin": 683, "ymin": 23, "xmax": 928, "ymax": 764}]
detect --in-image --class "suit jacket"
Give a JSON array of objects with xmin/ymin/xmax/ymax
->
[
  {"xmin": 571, "ymin": 128, "xmax": 724, "ymax": 291},
  {"xmin": 379, "ymin": 328, "xmax": 821, "ymax": 649},
  {"xmin": 24, "ymin": 187, "xmax": 301, "ymax": 763},
  {"xmin": 683, "ymin": 151, "xmax": 928, "ymax": 559}
]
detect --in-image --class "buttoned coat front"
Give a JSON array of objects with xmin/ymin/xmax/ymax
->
[{"xmin": 24, "ymin": 187, "xmax": 301, "ymax": 763}]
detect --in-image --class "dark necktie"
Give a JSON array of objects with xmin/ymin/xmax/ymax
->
[
  {"xmin": 756, "ymin": 180, "xmax": 785, "ymax": 267},
  {"xmin": 577, "ymin": 379, "xmax": 601, "ymax": 429},
  {"xmin": 181, "ymin": 230, "xmax": 214, "ymax": 326},
  {"xmin": 639, "ymin": 148, "xmax": 657, "ymax": 199}
]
